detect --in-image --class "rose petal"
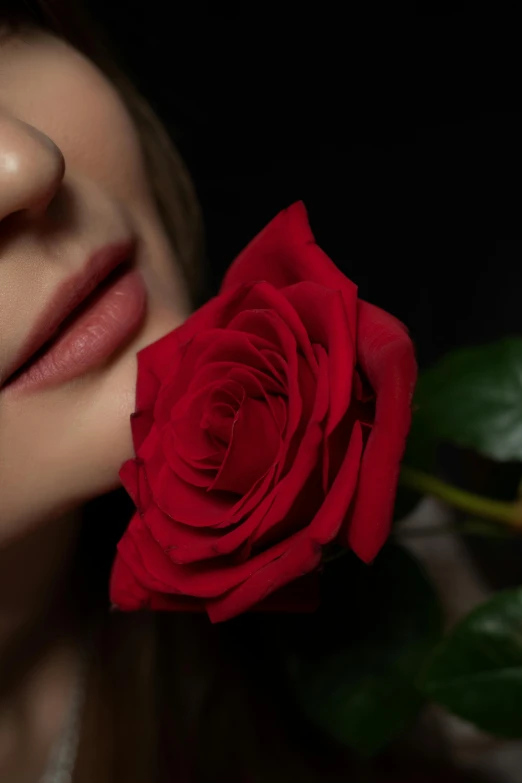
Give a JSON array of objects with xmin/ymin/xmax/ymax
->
[
  {"xmin": 146, "ymin": 282, "xmax": 279, "ymax": 424},
  {"xmin": 110, "ymin": 536, "xmax": 204, "ymax": 612},
  {"xmin": 242, "ymin": 344, "xmax": 329, "ymax": 549},
  {"xmin": 284, "ymin": 282, "xmax": 355, "ymax": 436},
  {"xmin": 189, "ymin": 329, "xmax": 286, "ymax": 388},
  {"xmin": 116, "ymin": 517, "xmax": 186, "ymax": 594},
  {"xmin": 136, "ymin": 280, "xmax": 250, "ymax": 392},
  {"xmin": 144, "ymin": 503, "xmax": 228, "ymax": 563},
  {"xmin": 204, "ymin": 366, "xmax": 288, "ymax": 436},
  {"xmin": 342, "ymin": 301, "xmax": 417, "ymax": 562},
  {"xmin": 152, "ymin": 411, "xmax": 323, "ymax": 566},
  {"xmin": 145, "ymin": 469, "xmax": 277, "ymax": 564},
  {"xmin": 155, "ymin": 326, "xmax": 288, "ymax": 431},
  {"xmin": 202, "ymin": 401, "xmax": 237, "ymax": 445},
  {"xmin": 221, "ymin": 202, "xmax": 358, "ymax": 344},
  {"xmin": 257, "ymin": 348, "xmax": 288, "ymax": 386},
  {"xmin": 129, "ymin": 408, "xmax": 154, "ymax": 452},
  {"xmin": 117, "ymin": 512, "xmax": 320, "ymax": 600},
  {"xmin": 188, "ymin": 358, "xmax": 285, "ymax": 399},
  {"xmin": 149, "ymin": 455, "xmax": 237, "ymax": 527},
  {"xmin": 146, "ymin": 412, "xmax": 281, "ymax": 531},
  {"xmin": 246, "ymin": 418, "xmax": 324, "ymax": 550},
  {"xmin": 109, "ymin": 546, "xmax": 151, "ymax": 610},
  {"xmin": 161, "ymin": 425, "xmax": 216, "ymax": 489},
  {"xmin": 167, "ymin": 379, "xmax": 242, "ymax": 474},
  {"xmin": 205, "ymin": 533, "xmax": 322, "ymax": 622},
  {"xmin": 110, "ymin": 549, "xmax": 319, "ymax": 616},
  {"xmin": 178, "ymin": 315, "xmax": 302, "ymax": 482},
  {"xmin": 276, "ymin": 351, "xmax": 323, "ymax": 481},
  {"xmin": 210, "ymin": 396, "xmax": 281, "ymax": 495},
  {"xmin": 310, "ymin": 420, "xmax": 363, "ymax": 544},
  {"xmin": 233, "ymin": 282, "xmax": 318, "ymax": 372}
]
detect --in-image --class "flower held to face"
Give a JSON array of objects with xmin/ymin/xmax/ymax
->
[{"xmin": 109, "ymin": 202, "xmax": 417, "ymax": 622}]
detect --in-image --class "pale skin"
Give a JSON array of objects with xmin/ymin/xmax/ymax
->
[{"xmin": 0, "ymin": 25, "xmax": 190, "ymax": 781}]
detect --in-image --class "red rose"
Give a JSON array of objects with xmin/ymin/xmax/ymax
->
[{"xmin": 109, "ymin": 202, "xmax": 417, "ymax": 623}]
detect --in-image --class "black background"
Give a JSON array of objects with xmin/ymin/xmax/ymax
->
[{"xmin": 88, "ymin": 3, "xmax": 521, "ymax": 369}]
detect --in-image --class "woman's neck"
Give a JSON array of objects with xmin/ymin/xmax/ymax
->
[
  {"xmin": 0, "ymin": 509, "xmax": 87, "ymax": 781},
  {"xmin": 0, "ymin": 509, "xmax": 83, "ymax": 677}
]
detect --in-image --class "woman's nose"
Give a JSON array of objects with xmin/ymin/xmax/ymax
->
[{"xmin": 0, "ymin": 112, "xmax": 65, "ymax": 222}]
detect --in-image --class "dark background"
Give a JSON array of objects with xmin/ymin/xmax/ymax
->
[{"xmin": 88, "ymin": 3, "xmax": 521, "ymax": 369}]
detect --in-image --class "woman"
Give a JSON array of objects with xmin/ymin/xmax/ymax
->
[
  {"xmin": 0, "ymin": 3, "xmax": 353, "ymax": 781},
  {"xmin": 0, "ymin": 1, "xmax": 210, "ymax": 780},
  {"xmin": 0, "ymin": 2, "xmax": 489, "ymax": 782}
]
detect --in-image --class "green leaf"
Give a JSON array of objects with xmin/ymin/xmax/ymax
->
[
  {"xmin": 422, "ymin": 587, "xmax": 522, "ymax": 738},
  {"xmin": 263, "ymin": 545, "xmax": 443, "ymax": 756},
  {"xmin": 413, "ymin": 337, "xmax": 522, "ymax": 462}
]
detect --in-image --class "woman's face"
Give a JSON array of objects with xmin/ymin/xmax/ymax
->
[{"xmin": 0, "ymin": 25, "xmax": 191, "ymax": 541}]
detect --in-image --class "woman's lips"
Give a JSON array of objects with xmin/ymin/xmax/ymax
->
[{"xmin": 1, "ymin": 261, "xmax": 148, "ymax": 396}]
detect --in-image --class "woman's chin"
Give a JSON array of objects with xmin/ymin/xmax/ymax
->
[{"xmin": 0, "ymin": 303, "xmax": 187, "ymax": 544}]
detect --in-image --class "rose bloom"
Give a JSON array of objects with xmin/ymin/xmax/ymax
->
[{"xmin": 110, "ymin": 202, "xmax": 417, "ymax": 622}]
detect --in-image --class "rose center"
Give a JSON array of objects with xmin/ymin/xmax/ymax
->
[{"xmin": 200, "ymin": 379, "xmax": 245, "ymax": 451}]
